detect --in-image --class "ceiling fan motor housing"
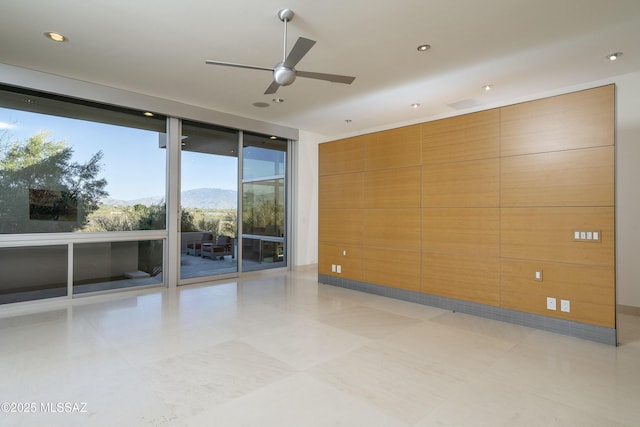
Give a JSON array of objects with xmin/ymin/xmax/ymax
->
[
  {"xmin": 273, "ymin": 64, "xmax": 296, "ymax": 86},
  {"xmin": 205, "ymin": 8, "xmax": 354, "ymax": 94}
]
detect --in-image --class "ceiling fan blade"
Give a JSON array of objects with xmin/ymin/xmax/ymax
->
[
  {"xmin": 205, "ymin": 60, "xmax": 274, "ymax": 72},
  {"xmin": 283, "ymin": 37, "xmax": 316, "ymax": 68},
  {"xmin": 296, "ymin": 70, "xmax": 356, "ymax": 85},
  {"xmin": 264, "ymin": 80, "xmax": 281, "ymax": 95}
]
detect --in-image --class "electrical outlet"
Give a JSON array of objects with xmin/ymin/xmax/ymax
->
[
  {"xmin": 331, "ymin": 264, "xmax": 336, "ymax": 273},
  {"xmin": 546, "ymin": 297, "xmax": 557, "ymax": 311},
  {"xmin": 336, "ymin": 265, "xmax": 342, "ymax": 274},
  {"xmin": 561, "ymin": 299, "xmax": 571, "ymax": 313}
]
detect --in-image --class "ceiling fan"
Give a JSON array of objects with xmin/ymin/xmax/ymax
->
[{"xmin": 205, "ymin": 8, "xmax": 356, "ymax": 94}]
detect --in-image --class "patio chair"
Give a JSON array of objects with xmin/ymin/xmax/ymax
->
[
  {"xmin": 186, "ymin": 233, "xmax": 214, "ymax": 256},
  {"xmin": 201, "ymin": 235, "xmax": 234, "ymax": 260}
]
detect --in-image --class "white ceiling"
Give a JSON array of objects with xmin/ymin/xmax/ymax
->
[{"xmin": 1, "ymin": 0, "xmax": 639, "ymax": 138}]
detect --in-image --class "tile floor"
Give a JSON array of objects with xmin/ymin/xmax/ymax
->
[{"xmin": 0, "ymin": 266, "xmax": 639, "ymax": 426}]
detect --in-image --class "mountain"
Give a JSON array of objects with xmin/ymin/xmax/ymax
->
[
  {"xmin": 180, "ymin": 188, "xmax": 237, "ymax": 209},
  {"xmin": 102, "ymin": 188, "xmax": 237, "ymax": 209}
]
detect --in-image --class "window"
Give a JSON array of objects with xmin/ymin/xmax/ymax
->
[
  {"xmin": 242, "ymin": 134, "xmax": 287, "ymax": 271},
  {"xmin": 0, "ymin": 86, "xmax": 167, "ymax": 303},
  {"xmin": 0, "ymin": 86, "xmax": 166, "ymax": 234}
]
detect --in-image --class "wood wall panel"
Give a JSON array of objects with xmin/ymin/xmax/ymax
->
[
  {"xmin": 422, "ymin": 253, "xmax": 500, "ymax": 306},
  {"xmin": 319, "ymin": 136, "xmax": 364, "ymax": 175},
  {"xmin": 501, "ymin": 85, "xmax": 614, "ymax": 156},
  {"xmin": 364, "ymin": 167, "xmax": 421, "ymax": 208},
  {"xmin": 318, "ymin": 85, "xmax": 615, "ymax": 333},
  {"xmin": 319, "ymin": 173, "xmax": 364, "ymax": 210},
  {"xmin": 501, "ymin": 207, "xmax": 614, "ymax": 266},
  {"xmin": 363, "ymin": 209, "xmax": 421, "ymax": 250},
  {"xmin": 501, "ymin": 146, "xmax": 614, "ymax": 207},
  {"xmin": 501, "ymin": 259, "xmax": 615, "ymax": 327},
  {"xmin": 422, "ymin": 208, "xmax": 500, "ymax": 257},
  {"xmin": 363, "ymin": 248, "xmax": 421, "ymax": 291},
  {"xmin": 364, "ymin": 125, "xmax": 422, "ymax": 170},
  {"xmin": 318, "ymin": 209, "xmax": 363, "ymax": 245},
  {"xmin": 421, "ymin": 109, "xmax": 500, "ymax": 163},
  {"xmin": 319, "ymin": 242, "xmax": 363, "ymax": 281},
  {"xmin": 423, "ymin": 158, "xmax": 499, "ymax": 207}
]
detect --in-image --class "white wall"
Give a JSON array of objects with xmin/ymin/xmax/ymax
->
[
  {"xmin": 298, "ymin": 72, "xmax": 640, "ymax": 307},
  {"xmin": 293, "ymin": 130, "xmax": 321, "ymax": 267},
  {"xmin": 615, "ymin": 72, "xmax": 640, "ymax": 307}
]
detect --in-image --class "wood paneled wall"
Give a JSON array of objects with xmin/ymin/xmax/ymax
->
[{"xmin": 319, "ymin": 85, "xmax": 615, "ymax": 328}]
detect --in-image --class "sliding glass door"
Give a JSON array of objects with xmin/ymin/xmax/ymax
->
[{"xmin": 179, "ymin": 121, "xmax": 238, "ymax": 281}]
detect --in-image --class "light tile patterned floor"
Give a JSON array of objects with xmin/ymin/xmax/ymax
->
[{"xmin": 0, "ymin": 267, "xmax": 638, "ymax": 426}]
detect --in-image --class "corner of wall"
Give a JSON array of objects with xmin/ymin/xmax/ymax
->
[
  {"xmin": 615, "ymin": 71, "xmax": 640, "ymax": 308},
  {"xmin": 293, "ymin": 130, "xmax": 324, "ymax": 267}
]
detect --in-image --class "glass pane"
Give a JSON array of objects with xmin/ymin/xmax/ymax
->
[
  {"xmin": 242, "ymin": 133, "xmax": 287, "ymax": 272},
  {"xmin": 0, "ymin": 87, "xmax": 167, "ymax": 234},
  {"xmin": 180, "ymin": 121, "xmax": 238, "ymax": 280},
  {"xmin": 0, "ymin": 245, "xmax": 68, "ymax": 304},
  {"xmin": 242, "ymin": 179, "xmax": 285, "ymax": 237},
  {"xmin": 73, "ymin": 240, "xmax": 163, "ymax": 294},
  {"xmin": 243, "ymin": 146, "xmax": 286, "ymax": 180}
]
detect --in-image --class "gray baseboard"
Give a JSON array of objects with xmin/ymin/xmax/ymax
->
[
  {"xmin": 318, "ymin": 274, "xmax": 617, "ymax": 346},
  {"xmin": 618, "ymin": 305, "xmax": 640, "ymax": 316}
]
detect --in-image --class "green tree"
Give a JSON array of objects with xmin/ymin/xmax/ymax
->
[{"xmin": 0, "ymin": 130, "xmax": 107, "ymax": 233}]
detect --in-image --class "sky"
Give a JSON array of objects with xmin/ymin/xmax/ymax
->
[{"xmin": 0, "ymin": 108, "xmax": 238, "ymax": 200}]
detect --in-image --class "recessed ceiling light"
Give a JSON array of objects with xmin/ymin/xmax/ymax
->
[
  {"xmin": 482, "ymin": 84, "xmax": 493, "ymax": 91},
  {"xmin": 270, "ymin": 136, "xmax": 278, "ymax": 140},
  {"xmin": 417, "ymin": 44, "xmax": 431, "ymax": 52},
  {"xmin": 252, "ymin": 102, "xmax": 270, "ymax": 108},
  {"xmin": 272, "ymin": 98, "xmax": 284, "ymax": 103},
  {"xmin": 606, "ymin": 52, "xmax": 622, "ymax": 61},
  {"xmin": 411, "ymin": 103, "xmax": 421, "ymax": 109},
  {"xmin": 44, "ymin": 32, "xmax": 67, "ymax": 42},
  {"xmin": 143, "ymin": 112, "xmax": 154, "ymax": 117}
]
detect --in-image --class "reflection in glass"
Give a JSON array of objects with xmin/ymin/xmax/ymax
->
[
  {"xmin": 243, "ymin": 146, "xmax": 286, "ymax": 180},
  {"xmin": 73, "ymin": 240, "xmax": 163, "ymax": 294},
  {"xmin": 0, "ymin": 245, "xmax": 68, "ymax": 304},
  {"xmin": 242, "ymin": 134, "xmax": 287, "ymax": 272},
  {"xmin": 243, "ymin": 180, "xmax": 285, "ymax": 237}
]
